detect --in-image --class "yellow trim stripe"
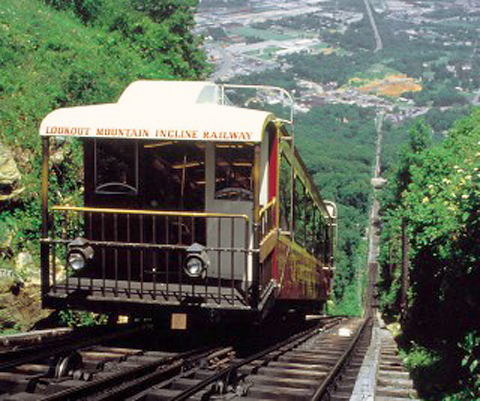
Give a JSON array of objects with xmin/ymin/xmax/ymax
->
[{"xmin": 52, "ymin": 206, "xmax": 249, "ymax": 222}]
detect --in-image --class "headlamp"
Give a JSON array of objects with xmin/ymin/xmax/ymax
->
[
  {"xmin": 67, "ymin": 237, "xmax": 94, "ymax": 272},
  {"xmin": 184, "ymin": 243, "xmax": 209, "ymax": 278}
]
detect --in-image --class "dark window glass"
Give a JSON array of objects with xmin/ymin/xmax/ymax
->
[
  {"xmin": 215, "ymin": 144, "xmax": 254, "ymax": 201},
  {"xmin": 279, "ymin": 152, "xmax": 292, "ymax": 232},
  {"xmin": 94, "ymin": 139, "xmax": 138, "ymax": 195},
  {"xmin": 294, "ymin": 176, "xmax": 306, "ymax": 246},
  {"xmin": 315, "ymin": 209, "xmax": 326, "ymax": 262},
  {"xmin": 143, "ymin": 141, "xmax": 205, "ymax": 210},
  {"xmin": 305, "ymin": 194, "xmax": 315, "ymax": 252}
]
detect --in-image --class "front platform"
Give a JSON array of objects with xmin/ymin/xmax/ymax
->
[{"xmin": 44, "ymin": 279, "xmax": 259, "ymax": 325}]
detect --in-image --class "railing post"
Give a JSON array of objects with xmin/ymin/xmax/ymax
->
[
  {"xmin": 251, "ymin": 144, "xmax": 262, "ymax": 309},
  {"xmin": 41, "ymin": 137, "xmax": 50, "ymax": 305}
]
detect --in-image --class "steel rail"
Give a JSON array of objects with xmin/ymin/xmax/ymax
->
[
  {"xmin": 169, "ymin": 317, "xmax": 344, "ymax": 401},
  {"xmin": 90, "ymin": 347, "xmax": 234, "ymax": 401},
  {"xmin": 311, "ymin": 317, "xmax": 371, "ymax": 400}
]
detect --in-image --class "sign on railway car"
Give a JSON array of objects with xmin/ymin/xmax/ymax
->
[{"xmin": 44, "ymin": 126, "xmax": 255, "ymax": 141}]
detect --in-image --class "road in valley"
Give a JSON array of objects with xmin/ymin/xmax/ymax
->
[{"xmin": 363, "ymin": 0, "xmax": 383, "ymax": 52}]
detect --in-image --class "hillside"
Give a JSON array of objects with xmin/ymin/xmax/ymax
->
[{"xmin": 0, "ymin": 0, "xmax": 208, "ymax": 332}]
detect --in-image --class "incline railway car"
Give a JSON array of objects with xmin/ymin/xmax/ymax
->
[{"xmin": 39, "ymin": 81, "xmax": 337, "ymax": 327}]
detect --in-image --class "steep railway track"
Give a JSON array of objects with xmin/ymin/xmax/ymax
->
[
  {"xmin": 345, "ymin": 108, "xmax": 419, "ymax": 400},
  {"xmin": 0, "ymin": 317, "xmax": 374, "ymax": 401}
]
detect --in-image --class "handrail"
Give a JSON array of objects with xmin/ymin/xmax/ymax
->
[
  {"xmin": 258, "ymin": 197, "xmax": 276, "ymax": 218},
  {"xmin": 52, "ymin": 205, "xmax": 249, "ymax": 223},
  {"xmin": 219, "ymin": 84, "xmax": 294, "ymax": 125},
  {"xmin": 218, "ymin": 83, "xmax": 295, "ymax": 145}
]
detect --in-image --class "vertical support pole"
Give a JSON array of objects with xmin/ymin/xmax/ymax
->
[
  {"xmin": 312, "ymin": 207, "xmax": 316, "ymax": 255},
  {"xmin": 401, "ymin": 217, "xmax": 409, "ymax": 319},
  {"xmin": 41, "ymin": 138, "xmax": 50, "ymax": 304},
  {"xmin": 290, "ymin": 164, "xmax": 295, "ymax": 238},
  {"xmin": 302, "ymin": 187, "xmax": 307, "ymax": 247},
  {"xmin": 114, "ymin": 214, "xmax": 118, "ymax": 297},
  {"xmin": 251, "ymin": 143, "xmax": 262, "ymax": 310},
  {"xmin": 220, "ymin": 85, "xmax": 225, "ymax": 105},
  {"xmin": 330, "ymin": 217, "xmax": 334, "ymax": 268}
]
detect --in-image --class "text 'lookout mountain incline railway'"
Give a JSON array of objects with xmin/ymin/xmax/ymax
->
[{"xmin": 44, "ymin": 127, "xmax": 255, "ymax": 141}]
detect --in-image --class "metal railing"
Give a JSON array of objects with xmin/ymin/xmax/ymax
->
[
  {"xmin": 43, "ymin": 206, "xmax": 252, "ymax": 308},
  {"xmin": 259, "ymin": 197, "xmax": 276, "ymax": 239},
  {"xmin": 258, "ymin": 198, "xmax": 277, "ymax": 292}
]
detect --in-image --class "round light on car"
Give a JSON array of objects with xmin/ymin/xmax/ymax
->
[
  {"xmin": 67, "ymin": 237, "xmax": 94, "ymax": 272},
  {"xmin": 184, "ymin": 243, "xmax": 209, "ymax": 279},
  {"xmin": 185, "ymin": 256, "xmax": 205, "ymax": 278},
  {"xmin": 68, "ymin": 251, "xmax": 86, "ymax": 272}
]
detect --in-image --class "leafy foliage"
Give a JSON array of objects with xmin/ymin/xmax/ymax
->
[
  {"xmin": 380, "ymin": 108, "xmax": 480, "ymax": 399},
  {"xmin": 284, "ymin": 52, "xmax": 373, "ymax": 87},
  {"xmin": 59, "ymin": 310, "xmax": 108, "ymax": 327}
]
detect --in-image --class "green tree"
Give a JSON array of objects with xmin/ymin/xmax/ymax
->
[
  {"xmin": 380, "ymin": 109, "xmax": 480, "ymax": 399},
  {"xmin": 390, "ymin": 120, "xmax": 432, "ymax": 206}
]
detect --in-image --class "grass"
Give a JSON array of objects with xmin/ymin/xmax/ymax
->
[{"xmin": 353, "ymin": 63, "xmax": 404, "ymax": 82}]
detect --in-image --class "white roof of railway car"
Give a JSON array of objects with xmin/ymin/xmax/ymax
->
[{"xmin": 39, "ymin": 81, "xmax": 275, "ymax": 143}]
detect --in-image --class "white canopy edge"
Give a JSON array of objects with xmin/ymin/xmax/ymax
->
[{"xmin": 39, "ymin": 81, "xmax": 276, "ymax": 143}]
